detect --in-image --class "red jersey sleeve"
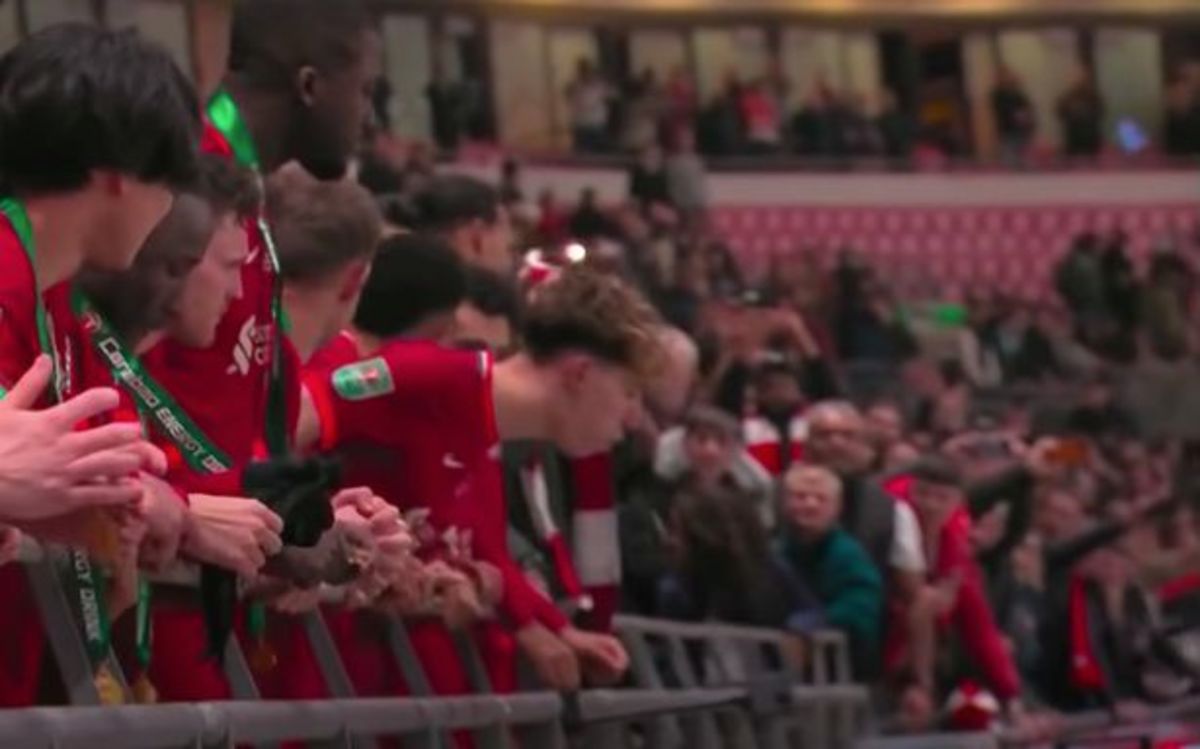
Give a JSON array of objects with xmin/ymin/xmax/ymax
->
[
  {"xmin": 308, "ymin": 341, "xmax": 491, "ymax": 451},
  {"xmin": 465, "ymin": 460, "xmax": 569, "ymax": 632},
  {"xmin": 0, "ymin": 229, "xmax": 39, "ymax": 394}
]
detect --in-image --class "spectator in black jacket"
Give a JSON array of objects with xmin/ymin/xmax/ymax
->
[{"xmin": 628, "ymin": 144, "xmax": 671, "ymax": 211}]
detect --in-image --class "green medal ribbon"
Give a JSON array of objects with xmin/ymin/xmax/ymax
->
[
  {"xmin": 207, "ymin": 89, "xmax": 291, "ymax": 654},
  {"xmin": 71, "ymin": 292, "xmax": 234, "ymax": 474},
  {"xmin": 0, "ymin": 199, "xmax": 115, "ymax": 676},
  {"xmin": 135, "ymin": 578, "xmax": 152, "ymax": 669},
  {"xmin": 72, "ymin": 292, "xmax": 238, "ymax": 678},
  {"xmin": 69, "ymin": 549, "xmax": 112, "ymax": 666}
]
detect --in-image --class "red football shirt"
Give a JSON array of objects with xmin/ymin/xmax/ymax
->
[
  {"xmin": 142, "ymin": 121, "xmax": 278, "ymax": 488},
  {"xmin": 0, "ymin": 219, "xmax": 82, "ymax": 707},
  {"xmin": 306, "ymin": 337, "xmax": 568, "ymax": 632}
]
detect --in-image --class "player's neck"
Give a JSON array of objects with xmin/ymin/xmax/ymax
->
[
  {"xmin": 220, "ymin": 76, "xmax": 290, "ymax": 174},
  {"xmin": 491, "ymin": 353, "xmax": 555, "ymax": 443},
  {"xmin": 283, "ymin": 289, "xmax": 330, "ymax": 363},
  {"xmin": 21, "ymin": 194, "xmax": 90, "ymax": 290},
  {"xmin": 348, "ymin": 326, "xmax": 383, "ymax": 356}
]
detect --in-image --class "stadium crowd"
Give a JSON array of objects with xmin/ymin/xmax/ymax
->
[
  {"xmin": 3, "ymin": 0, "xmax": 1200, "ymax": 745},
  {"xmin": 556, "ymin": 54, "xmax": 1200, "ymax": 165}
]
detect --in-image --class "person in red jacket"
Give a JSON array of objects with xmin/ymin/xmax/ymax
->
[{"xmin": 902, "ymin": 457, "xmax": 1022, "ymax": 719}]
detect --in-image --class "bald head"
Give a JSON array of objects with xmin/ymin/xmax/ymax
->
[
  {"xmin": 806, "ymin": 400, "xmax": 872, "ymax": 476},
  {"xmin": 644, "ymin": 326, "xmax": 699, "ymax": 422}
]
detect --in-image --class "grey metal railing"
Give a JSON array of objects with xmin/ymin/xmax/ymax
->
[{"xmin": 7, "ymin": 539, "xmax": 873, "ymax": 749}]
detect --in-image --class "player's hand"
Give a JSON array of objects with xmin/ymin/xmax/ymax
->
[
  {"xmin": 269, "ymin": 585, "xmax": 324, "ymax": 615},
  {"xmin": 560, "ymin": 626, "xmax": 629, "ymax": 685},
  {"xmin": 516, "ymin": 623, "xmax": 580, "ymax": 691},
  {"xmin": 0, "ymin": 526, "xmax": 21, "ymax": 566},
  {"xmin": 182, "ymin": 494, "xmax": 283, "ymax": 577},
  {"xmin": 439, "ymin": 577, "xmax": 486, "ymax": 630},
  {"xmin": 20, "ymin": 503, "xmax": 143, "ymax": 561},
  {"xmin": 0, "ymin": 356, "xmax": 165, "ymax": 522},
  {"xmin": 472, "ymin": 561, "xmax": 504, "ymax": 607},
  {"xmin": 137, "ymin": 475, "xmax": 187, "ymax": 571},
  {"xmin": 332, "ymin": 488, "xmax": 415, "ymax": 575},
  {"xmin": 333, "ymin": 502, "xmax": 378, "ymax": 570}
]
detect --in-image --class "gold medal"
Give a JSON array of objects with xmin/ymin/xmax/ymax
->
[
  {"xmin": 131, "ymin": 672, "xmax": 158, "ymax": 704},
  {"xmin": 94, "ymin": 664, "xmax": 126, "ymax": 706},
  {"xmin": 248, "ymin": 640, "xmax": 278, "ymax": 674},
  {"xmin": 83, "ymin": 510, "xmax": 123, "ymax": 570}
]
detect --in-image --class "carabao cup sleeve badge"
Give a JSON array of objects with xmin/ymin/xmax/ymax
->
[{"xmin": 331, "ymin": 357, "xmax": 395, "ymax": 401}]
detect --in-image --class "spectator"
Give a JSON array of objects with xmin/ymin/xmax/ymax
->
[
  {"xmin": 877, "ymin": 89, "xmax": 916, "ymax": 161},
  {"xmin": 665, "ymin": 129, "xmax": 709, "ymax": 225},
  {"xmin": 565, "ymin": 58, "xmax": 612, "ymax": 154},
  {"xmin": 698, "ymin": 74, "xmax": 745, "ymax": 156},
  {"xmin": 840, "ymin": 93, "xmax": 882, "ymax": 158},
  {"xmin": 867, "ymin": 401, "xmax": 908, "ymax": 469},
  {"xmin": 793, "ymin": 83, "xmax": 839, "ymax": 158},
  {"xmin": 902, "ymin": 458, "xmax": 1023, "ymax": 712},
  {"xmin": 835, "ymin": 266, "xmax": 917, "ymax": 362},
  {"xmin": 648, "ymin": 405, "xmax": 775, "ymax": 535},
  {"xmin": 664, "ymin": 66, "xmax": 698, "ymax": 143},
  {"xmin": 742, "ymin": 358, "xmax": 814, "ymax": 477},
  {"xmin": 621, "ymin": 68, "xmax": 666, "ymax": 153},
  {"xmin": 1035, "ymin": 305, "xmax": 1100, "ymax": 379},
  {"xmin": 804, "ymin": 401, "xmax": 927, "ymax": 599},
  {"xmin": 656, "ymin": 407, "xmax": 773, "ymax": 496},
  {"xmin": 628, "ymin": 144, "xmax": 671, "ymax": 211},
  {"xmin": 1163, "ymin": 75, "xmax": 1200, "ymax": 157},
  {"xmin": 426, "ymin": 64, "xmax": 466, "ymax": 154},
  {"xmin": 740, "ymin": 77, "xmax": 783, "ymax": 154},
  {"xmin": 1056, "ymin": 68, "xmax": 1105, "ymax": 159},
  {"xmin": 1055, "ymin": 232, "xmax": 1107, "ymax": 344},
  {"xmin": 658, "ymin": 483, "xmax": 822, "ymax": 630},
  {"xmin": 1066, "ymin": 372, "xmax": 1136, "ymax": 439},
  {"xmin": 1143, "ymin": 248, "xmax": 1194, "ymax": 360},
  {"xmin": 499, "ymin": 158, "xmax": 524, "ymax": 206},
  {"xmin": 535, "ymin": 189, "xmax": 570, "ymax": 247},
  {"xmin": 775, "ymin": 464, "xmax": 884, "ymax": 678},
  {"xmin": 569, "ymin": 187, "xmax": 615, "ymax": 242},
  {"xmin": 977, "ymin": 305, "xmax": 1059, "ymax": 384},
  {"xmin": 991, "ymin": 67, "xmax": 1036, "ymax": 166},
  {"xmin": 371, "ymin": 76, "xmax": 393, "ymax": 131},
  {"xmin": 1100, "ymin": 231, "xmax": 1140, "ymax": 360}
]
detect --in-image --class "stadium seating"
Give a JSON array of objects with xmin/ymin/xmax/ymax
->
[{"xmin": 712, "ymin": 204, "xmax": 1199, "ymax": 300}]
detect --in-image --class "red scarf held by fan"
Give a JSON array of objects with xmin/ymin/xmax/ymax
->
[{"xmin": 1069, "ymin": 576, "xmax": 1106, "ymax": 692}]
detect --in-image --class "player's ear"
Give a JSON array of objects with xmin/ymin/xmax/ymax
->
[
  {"xmin": 337, "ymin": 260, "xmax": 371, "ymax": 302},
  {"xmin": 295, "ymin": 65, "xmax": 320, "ymax": 108}
]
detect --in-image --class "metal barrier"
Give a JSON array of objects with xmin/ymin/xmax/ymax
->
[
  {"xmin": 5, "ymin": 542, "xmax": 873, "ymax": 749},
  {"xmin": 854, "ymin": 696, "xmax": 1200, "ymax": 749}
]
